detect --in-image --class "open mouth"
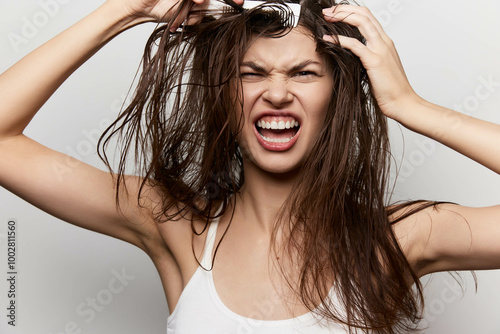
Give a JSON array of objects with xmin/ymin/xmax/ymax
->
[{"xmin": 255, "ymin": 116, "xmax": 301, "ymax": 143}]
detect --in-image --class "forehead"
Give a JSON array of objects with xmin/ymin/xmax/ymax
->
[{"xmin": 242, "ymin": 28, "xmax": 324, "ymax": 67}]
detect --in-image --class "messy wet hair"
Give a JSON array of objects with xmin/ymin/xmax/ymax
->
[{"xmin": 99, "ymin": 0, "xmax": 433, "ymax": 332}]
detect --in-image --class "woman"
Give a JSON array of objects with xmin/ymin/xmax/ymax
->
[{"xmin": 0, "ymin": 0, "xmax": 499, "ymax": 333}]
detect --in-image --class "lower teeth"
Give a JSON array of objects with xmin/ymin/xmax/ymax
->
[{"xmin": 260, "ymin": 134, "xmax": 293, "ymax": 143}]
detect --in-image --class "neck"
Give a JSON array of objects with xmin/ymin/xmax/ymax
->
[{"xmin": 235, "ymin": 162, "xmax": 299, "ymax": 234}]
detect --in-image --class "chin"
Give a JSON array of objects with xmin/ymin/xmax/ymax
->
[
  {"xmin": 245, "ymin": 153, "xmax": 304, "ymax": 177},
  {"xmin": 238, "ymin": 133, "xmax": 309, "ymax": 177}
]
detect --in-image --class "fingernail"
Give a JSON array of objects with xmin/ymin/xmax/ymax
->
[
  {"xmin": 323, "ymin": 35, "xmax": 335, "ymax": 42},
  {"xmin": 322, "ymin": 10, "xmax": 335, "ymax": 17}
]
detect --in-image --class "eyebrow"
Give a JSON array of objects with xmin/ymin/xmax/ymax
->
[
  {"xmin": 289, "ymin": 60, "xmax": 323, "ymax": 73},
  {"xmin": 240, "ymin": 60, "xmax": 323, "ymax": 73}
]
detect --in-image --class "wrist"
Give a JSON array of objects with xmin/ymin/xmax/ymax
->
[
  {"xmin": 388, "ymin": 94, "xmax": 442, "ymax": 139},
  {"xmin": 93, "ymin": 2, "xmax": 154, "ymax": 41},
  {"xmin": 380, "ymin": 91, "xmax": 423, "ymax": 125}
]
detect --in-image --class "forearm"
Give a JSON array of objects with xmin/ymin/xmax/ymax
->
[
  {"xmin": 394, "ymin": 95, "xmax": 500, "ymax": 175},
  {"xmin": 0, "ymin": 2, "xmax": 145, "ymax": 139}
]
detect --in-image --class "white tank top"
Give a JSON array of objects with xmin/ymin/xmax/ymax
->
[{"xmin": 166, "ymin": 217, "xmax": 348, "ymax": 333}]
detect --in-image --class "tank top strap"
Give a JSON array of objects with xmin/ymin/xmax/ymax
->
[{"xmin": 200, "ymin": 217, "xmax": 219, "ymax": 268}]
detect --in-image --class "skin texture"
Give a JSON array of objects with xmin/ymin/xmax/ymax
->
[
  {"xmin": 238, "ymin": 28, "xmax": 334, "ymax": 175},
  {"xmin": 0, "ymin": 0, "xmax": 500, "ymax": 326}
]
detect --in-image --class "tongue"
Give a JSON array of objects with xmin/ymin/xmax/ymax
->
[{"xmin": 260, "ymin": 128, "xmax": 297, "ymax": 139}]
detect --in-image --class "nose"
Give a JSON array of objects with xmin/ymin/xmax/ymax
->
[{"xmin": 261, "ymin": 79, "xmax": 293, "ymax": 107}]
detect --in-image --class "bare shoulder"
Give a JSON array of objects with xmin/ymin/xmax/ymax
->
[
  {"xmin": 138, "ymin": 184, "xmax": 210, "ymax": 269},
  {"xmin": 390, "ymin": 202, "xmax": 500, "ymax": 277}
]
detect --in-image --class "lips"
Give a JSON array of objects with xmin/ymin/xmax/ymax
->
[{"xmin": 253, "ymin": 114, "xmax": 301, "ymax": 151}]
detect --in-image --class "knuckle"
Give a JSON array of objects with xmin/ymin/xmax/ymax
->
[
  {"xmin": 367, "ymin": 25, "xmax": 379, "ymax": 36},
  {"xmin": 358, "ymin": 6, "xmax": 371, "ymax": 16},
  {"xmin": 352, "ymin": 39, "xmax": 365, "ymax": 51},
  {"xmin": 358, "ymin": 15, "xmax": 371, "ymax": 25}
]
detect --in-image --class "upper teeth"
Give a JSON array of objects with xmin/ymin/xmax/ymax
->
[{"xmin": 256, "ymin": 120, "xmax": 300, "ymax": 130}]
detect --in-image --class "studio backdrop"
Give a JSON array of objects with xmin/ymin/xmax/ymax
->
[{"xmin": 1, "ymin": 1, "xmax": 500, "ymax": 333}]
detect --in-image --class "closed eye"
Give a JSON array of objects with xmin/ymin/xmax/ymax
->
[
  {"xmin": 240, "ymin": 72, "xmax": 266, "ymax": 81},
  {"xmin": 293, "ymin": 71, "xmax": 318, "ymax": 77},
  {"xmin": 241, "ymin": 72, "xmax": 263, "ymax": 77}
]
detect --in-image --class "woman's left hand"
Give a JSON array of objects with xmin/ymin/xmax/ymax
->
[{"xmin": 323, "ymin": 5, "xmax": 419, "ymax": 121}]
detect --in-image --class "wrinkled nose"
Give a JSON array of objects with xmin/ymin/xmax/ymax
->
[{"xmin": 262, "ymin": 79, "xmax": 293, "ymax": 107}]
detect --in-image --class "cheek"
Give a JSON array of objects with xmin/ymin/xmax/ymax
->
[
  {"xmin": 241, "ymin": 83, "xmax": 261, "ymax": 106},
  {"xmin": 304, "ymin": 86, "xmax": 332, "ymax": 126},
  {"xmin": 239, "ymin": 83, "xmax": 263, "ymax": 125}
]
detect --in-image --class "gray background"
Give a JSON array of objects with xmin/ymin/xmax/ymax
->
[{"xmin": 1, "ymin": 0, "xmax": 499, "ymax": 333}]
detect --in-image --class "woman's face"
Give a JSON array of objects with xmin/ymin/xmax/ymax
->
[{"xmin": 237, "ymin": 28, "xmax": 334, "ymax": 175}]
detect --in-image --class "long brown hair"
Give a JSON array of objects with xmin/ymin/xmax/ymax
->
[{"xmin": 99, "ymin": 0, "xmax": 436, "ymax": 332}]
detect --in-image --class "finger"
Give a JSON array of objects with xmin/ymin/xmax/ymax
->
[
  {"xmin": 185, "ymin": 11, "xmax": 203, "ymax": 26},
  {"xmin": 323, "ymin": 5, "xmax": 386, "ymax": 39},
  {"xmin": 324, "ymin": 10, "xmax": 384, "ymax": 48},
  {"xmin": 329, "ymin": 7, "xmax": 405, "ymax": 74},
  {"xmin": 185, "ymin": 0, "xmax": 244, "ymax": 27},
  {"xmin": 323, "ymin": 7, "xmax": 402, "ymax": 69},
  {"xmin": 169, "ymin": 0, "xmax": 194, "ymax": 32},
  {"xmin": 324, "ymin": 34, "xmax": 376, "ymax": 65},
  {"xmin": 185, "ymin": 1, "xmax": 209, "ymax": 26},
  {"xmin": 323, "ymin": 5, "xmax": 393, "ymax": 47},
  {"xmin": 326, "ymin": 34, "xmax": 406, "ymax": 82},
  {"xmin": 230, "ymin": 0, "xmax": 244, "ymax": 5}
]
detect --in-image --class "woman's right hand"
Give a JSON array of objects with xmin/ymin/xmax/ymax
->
[
  {"xmin": 109, "ymin": 0, "xmax": 212, "ymax": 30},
  {"xmin": 114, "ymin": 0, "xmax": 244, "ymax": 29}
]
